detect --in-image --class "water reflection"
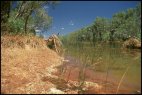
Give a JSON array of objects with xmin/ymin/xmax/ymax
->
[{"xmin": 64, "ymin": 42, "xmax": 141, "ymax": 93}]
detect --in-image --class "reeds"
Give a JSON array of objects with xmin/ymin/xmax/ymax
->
[
  {"xmin": 116, "ymin": 63, "xmax": 132, "ymax": 94},
  {"xmin": 63, "ymin": 40, "xmax": 140, "ymax": 94}
]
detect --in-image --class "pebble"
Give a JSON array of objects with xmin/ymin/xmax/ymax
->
[{"xmin": 47, "ymin": 88, "xmax": 65, "ymax": 94}]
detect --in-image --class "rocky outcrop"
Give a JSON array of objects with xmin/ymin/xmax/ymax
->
[
  {"xmin": 123, "ymin": 37, "xmax": 141, "ymax": 49},
  {"xmin": 45, "ymin": 34, "xmax": 63, "ymax": 54}
]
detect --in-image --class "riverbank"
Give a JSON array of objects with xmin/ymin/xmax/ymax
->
[
  {"xmin": 1, "ymin": 47, "xmax": 63, "ymax": 94},
  {"xmin": 1, "ymin": 35, "xmax": 63, "ymax": 94},
  {"xmin": 1, "ymin": 35, "xmax": 102, "ymax": 94},
  {"xmin": 54, "ymin": 55, "xmax": 141, "ymax": 94},
  {"xmin": 1, "ymin": 35, "xmax": 141, "ymax": 94}
]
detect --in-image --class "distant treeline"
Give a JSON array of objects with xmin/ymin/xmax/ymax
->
[{"xmin": 61, "ymin": 3, "xmax": 141, "ymax": 45}]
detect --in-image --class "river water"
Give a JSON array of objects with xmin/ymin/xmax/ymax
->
[{"xmin": 58, "ymin": 42, "xmax": 141, "ymax": 94}]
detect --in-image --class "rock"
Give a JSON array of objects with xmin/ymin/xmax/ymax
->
[
  {"xmin": 134, "ymin": 90, "xmax": 141, "ymax": 94},
  {"xmin": 45, "ymin": 34, "xmax": 63, "ymax": 54},
  {"xmin": 63, "ymin": 59, "xmax": 69, "ymax": 62},
  {"xmin": 123, "ymin": 37, "xmax": 141, "ymax": 49},
  {"xmin": 47, "ymin": 88, "xmax": 65, "ymax": 94},
  {"xmin": 84, "ymin": 81, "xmax": 102, "ymax": 90},
  {"xmin": 66, "ymin": 90, "xmax": 78, "ymax": 94}
]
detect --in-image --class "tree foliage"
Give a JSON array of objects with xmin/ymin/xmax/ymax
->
[
  {"xmin": 62, "ymin": 3, "xmax": 141, "ymax": 44},
  {"xmin": 1, "ymin": 1, "xmax": 59, "ymax": 35},
  {"xmin": 1, "ymin": 1, "xmax": 11, "ymax": 23}
]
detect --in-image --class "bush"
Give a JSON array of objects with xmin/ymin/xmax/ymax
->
[{"xmin": 8, "ymin": 16, "xmax": 25, "ymax": 35}]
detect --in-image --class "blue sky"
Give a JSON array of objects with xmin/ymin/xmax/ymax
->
[{"xmin": 43, "ymin": 1, "xmax": 140, "ymax": 39}]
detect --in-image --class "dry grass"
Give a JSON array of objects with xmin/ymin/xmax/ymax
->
[
  {"xmin": 1, "ymin": 35, "xmax": 47, "ymax": 49},
  {"xmin": 1, "ymin": 35, "xmax": 63, "ymax": 94}
]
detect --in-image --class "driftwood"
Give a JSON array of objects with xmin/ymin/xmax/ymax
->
[
  {"xmin": 45, "ymin": 34, "xmax": 63, "ymax": 54},
  {"xmin": 123, "ymin": 37, "xmax": 141, "ymax": 49}
]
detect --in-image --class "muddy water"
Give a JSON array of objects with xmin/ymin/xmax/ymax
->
[{"xmin": 56, "ymin": 42, "xmax": 141, "ymax": 94}]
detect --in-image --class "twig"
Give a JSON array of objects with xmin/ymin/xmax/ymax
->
[
  {"xmin": 116, "ymin": 64, "xmax": 131, "ymax": 94},
  {"xmin": 67, "ymin": 67, "xmax": 72, "ymax": 83},
  {"xmin": 105, "ymin": 61, "xmax": 109, "ymax": 93}
]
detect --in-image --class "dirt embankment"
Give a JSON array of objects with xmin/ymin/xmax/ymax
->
[
  {"xmin": 1, "ymin": 35, "xmax": 102, "ymax": 94},
  {"xmin": 1, "ymin": 35, "xmax": 64, "ymax": 94},
  {"xmin": 2, "ymin": 35, "xmax": 137, "ymax": 94}
]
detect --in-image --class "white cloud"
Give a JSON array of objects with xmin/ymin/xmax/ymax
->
[
  {"xmin": 44, "ymin": 6, "xmax": 49, "ymax": 9},
  {"xmin": 61, "ymin": 27, "xmax": 64, "ymax": 30},
  {"xmin": 69, "ymin": 20, "xmax": 74, "ymax": 26},
  {"xmin": 35, "ymin": 29, "xmax": 41, "ymax": 32}
]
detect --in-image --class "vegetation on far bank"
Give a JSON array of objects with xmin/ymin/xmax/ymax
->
[{"xmin": 61, "ymin": 3, "xmax": 141, "ymax": 45}]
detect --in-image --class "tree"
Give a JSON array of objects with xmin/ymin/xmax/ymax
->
[
  {"xmin": 62, "ymin": 3, "xmax": 141, "ymax": 44},
  {"xmin": 1, "ymin": 1, "xmax": 11, "ymax": 23},
  {"xmin": 10, "ymin": 1, "xmax": 59, "ymax": 34},
  {"xmin": 33, "ymin": 8, "xmax": 52, "ymax": 32},
  {"xmin": 93, "ymin": 17, "xmax": 110, "ymax": 41}
]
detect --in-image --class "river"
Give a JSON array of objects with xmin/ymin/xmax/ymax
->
[{"xmin": 57, "ymin": 41, "xmax": 141, "ymax": 94}]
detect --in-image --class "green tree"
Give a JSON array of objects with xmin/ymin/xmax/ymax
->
[
  {"xmin": 93, "ymin": 17, "xmax": 110, "ymax": 41},
  {"xmin": 3, "ymin": 1, "xmax": 59, "ymax": 35},
  {"xmin": 1, "ymin": 1, "xmax": 11, "ymax": 23},
  {"xmin": 62, "ymin": 3, "xmax": 141, "ymax": 44}
]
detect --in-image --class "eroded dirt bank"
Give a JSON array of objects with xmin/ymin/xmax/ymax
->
[
  {"xmin": 1, "ymin": 48, "xmax": 140, "ymax": 94},
  {"xmin": 1, "ymin": 35, "xmax": 64, "ymax": 94},
  {"xmin": 1, "ymin": 35, "xmax": 141, "ymax": 94},
  {"xmin": 1, "ymin": 47, "xmax": 64, "ymax": 94}
]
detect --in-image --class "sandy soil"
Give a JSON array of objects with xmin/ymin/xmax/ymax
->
[{"xmin": 1, "ymin": 47, "xmax": 63, "ymax": 94}]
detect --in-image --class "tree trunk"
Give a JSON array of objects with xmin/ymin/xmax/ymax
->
[
  {"xmin": 99, "ymin": 32, "xmax": 102, "ymax": 41},
  {"xmin": 24, "ymin": 15, "xmax": 29, "ymax": 34},
  {"xmin": 15, "ymin": 1, "xmax": 26, "ymax": 19},
  {"xmin": 92, "ymin": 32, "xmax": 96, "ymax": 46},
  {"xmin": 24, "ymin": 3, "xmax": 34, "ymax": 34},
  {"xmin": 109, "ymin": 29, "xmax": 115, "ymax": 41},
  {"xmin": 1, "ymin": 1, "xmax": 11, "ymax": 23}
]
